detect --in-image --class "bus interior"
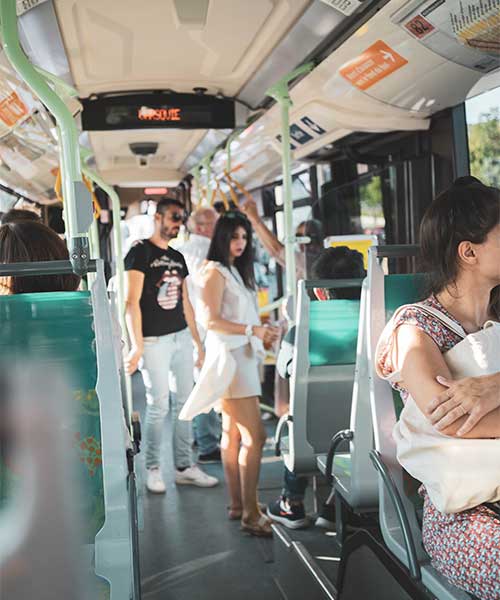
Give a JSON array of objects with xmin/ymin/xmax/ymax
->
[{"xmin": 0, "ymin": 1, "xmax": 499, "ymax": 599}]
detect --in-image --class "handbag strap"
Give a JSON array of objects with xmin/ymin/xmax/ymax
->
[{"xmin": 412, "ymin": 303, "xmax": 467, "ymax": 339}]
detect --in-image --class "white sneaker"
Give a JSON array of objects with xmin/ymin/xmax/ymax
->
[
  {"xmin": 146, "ymin": 467, "xmax": 166, "ymax": 494},
  {"xmin": 175, "ymin": 465, "xmax": 219, "ymax": 488}
]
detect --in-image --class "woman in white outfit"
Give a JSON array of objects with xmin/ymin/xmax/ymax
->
[{"xmin": 180, "ymin": 212, "xmax": 279, "ymax": 536}]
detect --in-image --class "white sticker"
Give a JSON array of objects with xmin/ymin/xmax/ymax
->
[
  {"xmin": 16, "ymin": 0, "xmax": 49, "ymax": 17},
  {"xmin": 319, "ymin": 0, "xmax": 362, "ymax": 17}
]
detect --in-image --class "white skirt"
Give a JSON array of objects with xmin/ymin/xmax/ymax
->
[{"xmin": 223, "ymin": 342, "xmax": 261, "ymax": 399}]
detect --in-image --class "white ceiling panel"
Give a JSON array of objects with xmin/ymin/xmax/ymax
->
[{"xmin": 54, "ymin": 0, "xmax": 312, "ymax": 97}]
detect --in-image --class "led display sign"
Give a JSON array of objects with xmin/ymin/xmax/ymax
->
[{"xmin": 81, "ymin": 93, "xmax": 235, "ymax": 131}]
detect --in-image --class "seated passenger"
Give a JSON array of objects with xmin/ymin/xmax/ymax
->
[
  {"xmin": 376, "ymin": 177, "xmax": 500, "ymax": 600},
  {"xmin": 0, "ymin": 220, "xmax": 80, "ymax": 294},
  {"xmin": 267, "ymin": 246, "xmax": 366, "ymax": 529}
]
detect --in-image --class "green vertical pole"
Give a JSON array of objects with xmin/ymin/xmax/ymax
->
[
  {"xmin": 192, "ymin": 166, "xmax": 202, "ymax": 204},
  {"xmin": 266, "ymin": 62, "xmax": 314, "ymax": 320},
  {"xmin": 202, "ymin": 155, "xmax": 212, "ymax": 204},
  {"xmin": 0, "ymin": 0, "xmax": 92, "ymax": 275},
  {"xmin": 81, "ymin": 151, "xmax": 131, "ymax": 425},
  {"xmin": 80, "ymin": 152, "xmax": 125, "ymax": 334},
  {"xmin": 226, "ymin": 130, "xmax": 240, "ymax": 174}
]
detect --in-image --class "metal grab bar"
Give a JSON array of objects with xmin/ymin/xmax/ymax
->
[
  {"xmin": 325, "ymin": 429, "xmax": 354, "ymax": 486},
  {"xmin": 374, "ymin": 245, "xmax": 420, "ymax": 259},
  {"xmin": 293, "ymin": 542, "xmax": 337, "ymax": 600},
  {"xmin": 0, "ymin": 260, "xmax": 97, "ymax": 277},
  {"xmin": 274, "ymin": 414, "xmax": 292, "ymax": 457},
  {"xmin": 369, "ymin": 450, "xmax": 421, "ymax": 581},
  {"xmin": 0, "ymin": 0, "xmax": 93, "ymax": 276}
]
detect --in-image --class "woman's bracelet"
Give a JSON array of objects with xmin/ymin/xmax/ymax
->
[{"xmin": 245, "ymin": 324, "xmax": 253, "ymax": 338}]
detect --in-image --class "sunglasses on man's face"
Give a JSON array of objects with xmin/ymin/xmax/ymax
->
[{"xmin": 165, "ymin": 212, "xmax": 185, "ymax": 223}]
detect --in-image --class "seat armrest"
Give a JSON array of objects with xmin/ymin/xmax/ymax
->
[
  {"xmin": 325, "ymin": 429, "xmax": 353, "ymax": 486},
  {"xmin": 369, "ymin": 450, "xmax": 421, "ymax": 582},
  {"xmin": 274, "ymin": 414, "xmax": 292, "ymax": 457}
]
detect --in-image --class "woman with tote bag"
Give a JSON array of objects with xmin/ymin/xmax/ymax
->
[{"xmin": 376, "ymin": 177, "xmax": 500, "ymax": 600}]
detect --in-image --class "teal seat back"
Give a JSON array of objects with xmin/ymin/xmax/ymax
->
[
  {"xmin": 0, "ymin": 291, "xmax": 104, "ymax": 543},
  {"xmin": 384, "ymin": 273, "xmax": 426, "ymax": 316},
  {"xmin": 309, "ymin": 299, "xmax": 360, "ymax": 367},
  {"xmin": 385, "ymin": 275, "xmax": 426, "ymax": 511}
]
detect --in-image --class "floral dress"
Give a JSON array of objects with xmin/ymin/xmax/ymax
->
[{"xmin": 378, "ymin": 295, "xmax": 500, "ymax": 600}]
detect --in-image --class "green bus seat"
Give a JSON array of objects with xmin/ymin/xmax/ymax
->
[
  {"xmin": 283, "ymin": 280, "xmax": 362, "ymax": 475},
  {"xmin": 384, "ymin": 273, "xmax": 427, "ymax": 316},
  {"xmin": 369, "ymin": 251, "xmax": 470, "ymax": 600},
  {"xmin": 385, "ymin": 274, "xmax": 427, "ymax": 512},
  {"xmin": 309, "ymin": 300, "xmax": 360, "ymax": 366},
  {"xmin": 0, "ymin": 261, "xmax": 137, "ymax": 600},
  {"xmin": 0, "ymin": 290, "xmax": 110, "ymax": 599},
  {"xmin": 0, "ymin": 291, "xmax": 105, "ymax": 543}
]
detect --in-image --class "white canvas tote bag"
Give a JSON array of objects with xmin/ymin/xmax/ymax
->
[{"xmin": 376, "ymin": 303, "xmax": 500, "ymax": 513}]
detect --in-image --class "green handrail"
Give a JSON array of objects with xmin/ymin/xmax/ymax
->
[
  {"xmin": 225, "ymin": 129, "xmax": 241, "ymax": 174},
  {"xmin": 266, "ymin": 62, "xmax": 314, "ymax": 321},
  {"xmin": 80, "ymin": 148, "xmax": 125, "ymax": 333},
  {"xmin": 191, "ymin": 165, "xmax": 202, "ymax": 204},
  {"xmin": 80, "ymin": 148, "xmax": 132, "ymax": 426},
  {"xmin": 0, "ymin": 0, "xmax": 93, "ymax": 275},
  {"xmin": 201, "ymin": 153, "xmax": 213, "ymax": 202}
]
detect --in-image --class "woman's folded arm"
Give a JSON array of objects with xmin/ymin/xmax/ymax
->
[{"xmin": 396, "ymin": 324, "xmax": 500, "ymax": 439}]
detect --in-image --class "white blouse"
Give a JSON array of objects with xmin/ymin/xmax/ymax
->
[{"xmin": 179, "ymin": 262, "xmax": 264, "ymax": 420}]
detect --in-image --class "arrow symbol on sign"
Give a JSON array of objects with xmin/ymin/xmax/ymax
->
[{"xmin": 381, "ymin": 50, "xmax": 395, "ymax": 62}]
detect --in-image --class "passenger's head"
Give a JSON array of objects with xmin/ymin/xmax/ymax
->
[
  {"xmin": 187, "ymin": 207, "xmax": 218, "ymax": 239},
  {"xmin": 0, "ymin": 221, "xmax": 80, "ymax": 294},
  {"xmin": 213, "ymin": 201, "xmax": 227, "ymax": 215},
  {"xmin": 154, "ymin": 197, "xmax": 186, "ymax": 240},
  {"xmin": 420, "ymin": 176, "xmax": 500, "ymax": 317},
  {"xmin": 311, "ymin": 246, "xmax": 366, "ymax": 301},
  {"xmin": 296, "ymin": 219, "xmax": 324, "ymax": 253},
  {"xmin": 207, "ymin": 211, "xmax": 255, "ymax": 289},
  {"xmin": 1, "ymin": 208, "xmax": 41, "ymax": 225}
]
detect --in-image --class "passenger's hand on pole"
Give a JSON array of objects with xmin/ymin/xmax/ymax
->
[
  {"xmin": 125, "ymin": 347, "xmax": 143, "ymax": 375},
  {"xmin": 241, "ymin": 197, "xmax": 259, "ymax": 223},
  {"xmin": 427, "ymin": 373, "xmax": 500, "ymax": 436}
]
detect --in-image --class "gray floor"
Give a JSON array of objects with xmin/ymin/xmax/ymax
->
[{"xmin": 133, "ymin": 373, "xmax": 289, "ymax": 600}]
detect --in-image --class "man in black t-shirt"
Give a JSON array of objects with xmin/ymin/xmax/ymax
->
[{"xmin": 124, "ymin": 197, "xmax": 218, "ymax": 493}]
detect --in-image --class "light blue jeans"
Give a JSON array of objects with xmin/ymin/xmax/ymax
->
[
  {"xmin": 140, "ymin": 328, "xmax": 194, "ymax": 470},
  {"xmin": 193, "ymin": 411, "xmax": 221, "ymax": 455}
]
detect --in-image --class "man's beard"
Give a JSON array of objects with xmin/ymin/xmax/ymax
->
[{"xmin": 160, "ymin": 226, "xmax": 177, "ymax": 241}]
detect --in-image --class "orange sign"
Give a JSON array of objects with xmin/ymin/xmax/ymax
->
[
  {"xmin": 0, "ymin": 91, "xmax": 28, "ymax": 127},
  {"xmin": 138, "ymin": 106, "xmax": 181, "ymax": 121},
  {"xmin": 340, "ymin": 40, "xmax": 408, "ymax": 91}
]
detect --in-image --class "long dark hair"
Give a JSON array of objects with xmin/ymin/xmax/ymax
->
[
  {"xmin": 0, "ymin": 221, "xmax": 81, "ymax": 294},
  {"xmin": 207, "ymin": 211, "xmax": 255, "ymax": 289},
  {"xmin": 420, "ymin": 176, "xmax": 500, "ymax": 317}
]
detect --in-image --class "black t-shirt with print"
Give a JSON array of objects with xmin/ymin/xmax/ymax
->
[{"xmin": 125, "ymin": 240, "xmax": 188, "ymax": 337}]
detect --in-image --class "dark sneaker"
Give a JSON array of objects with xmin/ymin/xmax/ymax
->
[
  {"xmin": 198, "ymin": 448, "xmax": 222, "ymax": 464},
  {"xmin": 267, "ymin": 497, "xmax": 309, "ymax": 529},
  {"xmin": 315, "ymin": 503, "xmax": 335, "ymax": 530}
]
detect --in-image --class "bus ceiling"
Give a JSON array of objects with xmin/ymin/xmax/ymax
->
[{"xmin": 0, "ymin": 0, "xmax": 498, "ymax": 197}]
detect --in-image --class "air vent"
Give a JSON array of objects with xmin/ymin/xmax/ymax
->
[{"xmin": 173, "ymin": 0, "xmax": 209, "ymax": 26}]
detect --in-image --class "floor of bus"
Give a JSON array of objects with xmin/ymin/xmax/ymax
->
[{"xmin": 132, "ymin": 373, "xmax": 340, "ymax": 600}]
